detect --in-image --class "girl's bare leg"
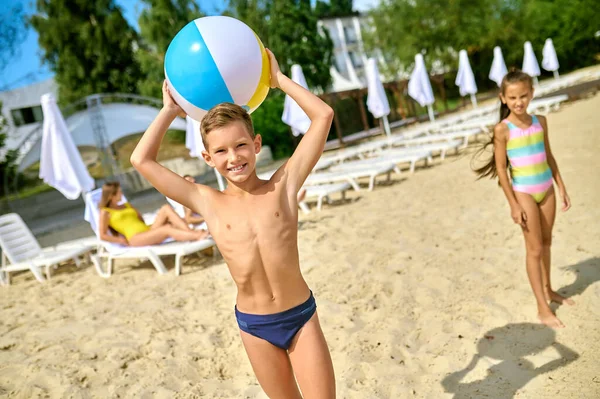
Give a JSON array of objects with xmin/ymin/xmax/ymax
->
[
  {"xmin": 151, "ymin": 205, "xmax": 191, "ymax": 231},
  {"xmin": 515, "ymin": 191, "xmax": 565, "ymax": 328},
  {"xmin": 538, "ymin": 187, "xmax": 575, "ymax": 305},
  {"xmin": 129, "ymin": 225, "xmax": 208, "ymax": 246},
  {"xmin": 239, "ymin": 331, "xmax": 302, "ymax": 399},
  {"xmin": 288, "ymin": 313, "xmax": 336, "ymax": 399}
]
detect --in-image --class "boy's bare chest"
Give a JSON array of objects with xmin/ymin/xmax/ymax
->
[{"xmin": 208, "ymin": 192, "xmax": 296, "ymax": 246}]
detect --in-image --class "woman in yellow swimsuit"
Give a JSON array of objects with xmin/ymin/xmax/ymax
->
[{"xmin": 98, "ymin": 182, "xmax": 209, "ymax": 247}]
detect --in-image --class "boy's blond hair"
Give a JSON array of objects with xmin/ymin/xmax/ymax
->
[{"xmin": 200, "ymin": 103, "xmax": 255, "ymax": 149}]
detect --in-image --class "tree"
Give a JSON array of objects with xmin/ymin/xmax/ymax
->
[
  {"xmin": 0, "ymin": 102, "xmax": 19, "ymax": 198},
  {"xmin": 315, "ymin": 0, "xmax": 356, "ymax": 18},
  {"xmin": 225, "ymin": 0, "xmax": 335, "ymax": 159},
  {"xmin": 0, "ymin": 3, "xmax": 27, "ymax": 79},
  {"xmin": 224, "ymin": 0, "xmax": 269, "ymax": 42},
  {"xmin": 30, "ymin": 0, "xmax": 142, "ymax": 104},
  {"xmin": 366, "ymin": 0, "xmax": 600, "ymax": 87},
  {"xmin": 136, "ymin": 0, "xmax": 204, "ymax": 98},
  {"xmin": 267, "ymin": 0, "xmax": 334, "ymax": 91}
]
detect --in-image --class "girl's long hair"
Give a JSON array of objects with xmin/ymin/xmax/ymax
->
[
  {"xmin": 472, "ymin": 69, "xmax": 533, "ymax": 180},
  {"xmin": 99, "ymin": 181, "xmax": 120, "ymax": 209}
]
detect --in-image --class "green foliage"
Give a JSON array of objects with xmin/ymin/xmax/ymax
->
[
  {"xmin": 250, "ymin": 91, "xmax": 295, "ymax": 160},
  {"xmin": 367, "ymin": 0, "xmax": 600, "ymax": 91},
  {"xmin": 136, "ymin": 0, "xmax": 204, "ymax": 98},
  {"xmin": 228, "ymin": 0, "xmax": 335, "ymax": 91},
  {"xmin": 268, "ymin": 0, "xmax": 334, "ymax": 91},
  {"xmin": 0, "ymin": 102, "xmax": 19, "ymax": 197},
  {"xmin": 224, "ymin": 0, "xmax": 270, "ymax": 41},
  {"xmin": 315, "ymin": 0, "xmax": 357, "ymax": 18},
  {"xmin": 30, "ymin": 0, "xmax": 142, "ymax": 105},
  {"xmin": 226, "ymin": 0, "xmax": 337, "ymax": 159}
]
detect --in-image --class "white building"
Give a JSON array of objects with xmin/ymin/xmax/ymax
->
[
  {"xmin": 0, "ymin": 79, "xmax": 58, "ymax": 161},
  {"xmin": 0, "ymin": 79, "xmax": 186, "ymax": 171},
  {"xmin": 318, "ymin": 15, "xmax": 389, "ymax": 92}
]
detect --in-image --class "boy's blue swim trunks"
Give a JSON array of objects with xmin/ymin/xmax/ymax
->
[{"xmin": 235, "ymin": 291, "xmax": 317, "ymax": 350}]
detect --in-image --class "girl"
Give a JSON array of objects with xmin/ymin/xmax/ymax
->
[
  {"xmin": 474, "ymin": 69, "xmax": 573, "ymax": 328},
  {"xmin": 98, "ymin": 181, "xmax": 209, "ymax": 247}
]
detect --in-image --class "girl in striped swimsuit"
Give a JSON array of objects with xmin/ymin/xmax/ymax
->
[{"xmin": 474, "ymin": 70, "xmax": 573, "ymax": 328}]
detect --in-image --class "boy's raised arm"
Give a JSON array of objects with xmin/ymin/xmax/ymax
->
[
  {"xmin": 268, "ymin": 50, "xmax": 334, "ymax": 194},
  {"xmin": 130, "ymin": 82, "xmax": 206, "ymax": 214}
]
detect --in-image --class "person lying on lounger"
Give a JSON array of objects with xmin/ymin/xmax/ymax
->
[{"xmin": 98, "ymin": 181, "xmax": 209, "ymax": 247}]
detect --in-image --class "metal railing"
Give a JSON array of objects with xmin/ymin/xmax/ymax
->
[{"xmin": 13, "ymin": 93, "xmax": 162, "ymax": 167}]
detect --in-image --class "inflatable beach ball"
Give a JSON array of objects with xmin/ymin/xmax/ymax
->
[{"xmin": 165, "ymin": 16, "xmax": 270, "ymax": 122}]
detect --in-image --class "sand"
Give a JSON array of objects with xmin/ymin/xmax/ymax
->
[{"xmin": 1, "ymin": 94, "xmax": 599, "ymax": 398}]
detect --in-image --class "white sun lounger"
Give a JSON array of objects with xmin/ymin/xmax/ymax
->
[
  {"xmin": 332, "ymin": 148, "xmax": 432, "ymax": 174},
  {"xmin": 0, "ymin": 213, "xmax": 94, "ymax": 285},
  {"xmin": 84, "ymin": 189, "xmax": 216, "ymax": 277},
  {"xmin": 528, "ymin": 94, "xmax": 569, "ymax": 115},
  {"xmin": 308, "ymin": 161, "xmax": 396, "ymax": 191},
  {"xmin": 302, "ymin": 182, "xmax": 352, "ymax": 212},
  {"xmin": 387, "ymin": 137, "xmax": 463, "ymax": 161},
  {"xmin": 436, "ymin": 115, "xmax": 498, "ymax": 134}
]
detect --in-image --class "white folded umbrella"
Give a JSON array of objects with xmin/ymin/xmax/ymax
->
[
  {"xmin": 365, "ymin": 58, "xmax": 391, "ymax": 137},
  {"xmin": 282, "ymin": 64, "xmax": 311, "ymax": 137},
  {"xmin": 186, "ymin": 116, "xmax": 225, "ymax": 191},
  {"xmin": 489, "ymin": 46, "xmax": 507, "ymax": 87},
  {"xmin": 408, "ymin": 53, "xmax": 435, "ymax": 121},
  {"xmin": 522, "ymin": 41, "xmax": 541, "ymax": 85},
  {"xmin": 455, "ymin": 49, "xmax": 478, "ymax": 107},
  {"xmin": 542, "ymin": 38, "xmax": 560, "ymax": 79},
  {"xmin": 39, "ymin": 93, "xmax": 95, "ymax": 200}
]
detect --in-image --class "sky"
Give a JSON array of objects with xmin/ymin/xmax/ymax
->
[{"xmin": 1, "ymin": 0, "xmax": 380, "ymax": 91}]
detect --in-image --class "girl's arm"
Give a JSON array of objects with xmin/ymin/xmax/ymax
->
[
  {"xmin": 98, "ymin": 210, "xmax": 128, "ymax": 245},
  {"xmin": 538, "ymin": 115, "xmax": 571, "ymax": 211},
  {"xmin": 130, "ymin": 82, "xmax": 209, "ymax": 216},
  {"xmin": 494, "ymin": 124, "xmax": 527, "ymax": 227}
]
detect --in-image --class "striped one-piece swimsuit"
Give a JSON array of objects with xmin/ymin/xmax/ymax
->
[{"xmin": 504, "ymin": 115, "xmax": 553, "ymax": 203}]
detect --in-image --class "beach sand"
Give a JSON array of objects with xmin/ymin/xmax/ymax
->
[{"xmin": 1, "ymin": 94, "xmax": 599, "ymax": 398}]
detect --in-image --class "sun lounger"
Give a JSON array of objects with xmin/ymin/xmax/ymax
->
[
  {"xmin": 84, "ymin": 189, "xmax": 216, "ymax": 277},
  {"xmin": 301, "ymin": 182, "xmax": 352, "ymax": 212},
  {"xmin": 528, "ymin": 94, "xmax": 569, "ymax": 115},
  {"xmin": 308, "ymin": 161, "xmax": 395, "ymax": 191},
  {"xmin": 0, "ymin": 213, "xmax": 94, "ymax": 284}
]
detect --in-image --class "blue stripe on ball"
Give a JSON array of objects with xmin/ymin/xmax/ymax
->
[{"xmin": 165, "ymin": 21, "xmax": 234, "ymax": 110}]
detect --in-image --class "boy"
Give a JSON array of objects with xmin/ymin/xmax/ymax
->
[{"xmin": 131, "ymin": 50, "xmax": 335, "ymax": 398}]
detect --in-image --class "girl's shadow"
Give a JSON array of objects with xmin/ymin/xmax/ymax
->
[
  {"xmin": 442, "ymin": 323, "xmax": 579, "ymax": 399},
  {"xmin": 551, "ymin": 256, "xmax": 600, "ymax": 311}
]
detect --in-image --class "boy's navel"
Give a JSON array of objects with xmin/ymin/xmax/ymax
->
[
  {"xmin": 275, "ymin": 212, "xmax": 280, "ymax": 217},
  {"xmin": 226, "ymin": 224, "xmax": 231, "ymax": 230}
]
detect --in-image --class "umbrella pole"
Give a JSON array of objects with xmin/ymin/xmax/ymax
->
[
  {"xmin": 214, "ymin": 169, "xmax": 226, "ymax": 191},
  {"xmin": 427, "ymin": 105, "xmax": 435, "ymax": 121},
  {"xmin": 382, "ymin": 115, "xmax": 391, "ymax": 138},
  {"xmin": 470, "ymin": 93, "xmax": 478, "ymax": 108},
  {"xmin": 553, "ymin": 70, "xmax": 559, "ymax": 79}
]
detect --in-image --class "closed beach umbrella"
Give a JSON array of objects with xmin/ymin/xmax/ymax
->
[
  {"xmin": 365, "ymin": 58, "xmax": 392, "ymax": 137},
  {"xmin": 408, "ymin": 54, "xmax": 435, "ymax": 121},
  {"xmin": 522, "ymin": 41, "xmax": 541, "ymax": 86},
  {"xmin": 455, "ymin": 49, "xmax": 478, "ymax": 108},
  {"xmin": 489, "ymin": 46, "xmax": 508, "ymax": 87},
  {"xmin": 281, "ymin": 64, "xmax": 311, "ymax": 137},
  {"xmin": 186, "ymin": 116, "xmax": 225, "ymax": 191},
  {"xmin": 542, "ymin": 38, "xmax": 560, "ymax": 79},
  {"xmin": 39, "ymin": 93, "xmax": 94, "ymax": 200}
]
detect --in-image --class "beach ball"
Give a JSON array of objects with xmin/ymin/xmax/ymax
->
[{"xmin": 164, "ymin": 16, "xmax": 270, "ymax": 122}]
